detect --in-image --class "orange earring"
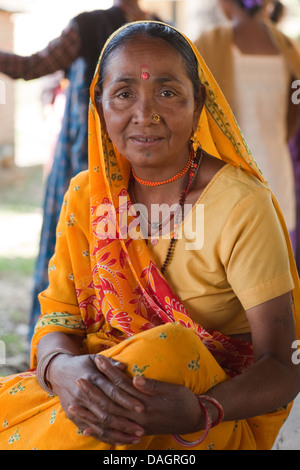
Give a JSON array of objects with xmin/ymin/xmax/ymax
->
[{"xmin": 190, "ymin": 132, "xmax": 200, "ymax": 153}]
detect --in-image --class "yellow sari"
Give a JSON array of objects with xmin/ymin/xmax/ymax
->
[{"xmin": 0, "ymin": 21, "xmax": 299, "ymax": 450}]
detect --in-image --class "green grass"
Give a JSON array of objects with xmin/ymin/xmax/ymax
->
[
  {"xmin": 0, "ymin": 256, "xmax": 36, "ymax": 276},
  {"xmin": 0, "ymin": 334, "xmax": 24, "ymax": 356},
  {"xmin": 0, "ymin": 164, "xmax": 44, "ymax": 211}
]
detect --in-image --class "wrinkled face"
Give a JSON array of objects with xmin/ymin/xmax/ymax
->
[{"xmin": 97, "ymin": 37, "xmax": 203, "ymax": 170}]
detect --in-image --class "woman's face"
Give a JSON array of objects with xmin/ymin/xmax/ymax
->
[{"xmin": 97, "ymin": 37, "xmax": 203, "ymax": 171}]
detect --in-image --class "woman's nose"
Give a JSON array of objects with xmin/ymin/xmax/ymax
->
[{"xmin": 133, "ymin": 95, "xmax": 156, "ymax": 125}]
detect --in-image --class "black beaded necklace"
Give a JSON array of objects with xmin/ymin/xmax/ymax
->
[
  {"xmin": 129, "ymin": 147, "xmax": 203, "ymax": 275},
  {"xmin": 160, "ymin": 147, "xmax": 202, "ymax": 275}
]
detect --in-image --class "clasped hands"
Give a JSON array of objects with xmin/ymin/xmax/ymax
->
[{"xmin": 47, "ymin": 353, "xmax": 204, "ymax": 446}]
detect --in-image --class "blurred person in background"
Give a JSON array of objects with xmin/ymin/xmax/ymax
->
[
  {"xmin": 39, "ymin": 72, "xmax": 67, "ymax": 179},
  {"xmin": 276, "ymin": 2, "xmax": 300, "ymax": 272},
  {"xmin": 289, "ymin": 95, "xmax": 300, "ymax": 272},
  {"xmin": 195, "ymin": 0, "xmax": 300, "ymax": 256},
  {"xmin": 269, "ymin": 0, "xmax": 286, "ymax": 23},
  {"xmin": 267, "ymin": 0, "xmax": 300, "ymax": 274},
  {"xmin": 0, "ymin": 0, "xmax": 161, "ymax": 340}
]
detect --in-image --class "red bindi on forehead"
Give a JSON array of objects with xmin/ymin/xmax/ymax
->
[{"xmin": 140, "ymin": 64, "xmax": 150, "ymax": 80}]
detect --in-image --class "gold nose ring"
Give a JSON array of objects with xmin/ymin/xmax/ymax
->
[{"xmin": 152, "ymin": 113, "xmax": 161, "ymax": 122}]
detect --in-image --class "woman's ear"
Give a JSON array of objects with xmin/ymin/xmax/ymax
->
[{"xmin": 193, "ymin": 84, "xmax": 206, "ymax": 132}]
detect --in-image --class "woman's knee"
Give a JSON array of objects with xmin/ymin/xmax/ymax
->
[{"xmin": 108, "ymin": 323, "xmax": 224, "ymax": 389}]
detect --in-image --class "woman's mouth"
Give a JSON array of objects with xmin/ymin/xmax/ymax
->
[{"xmin": 130, "ymin": 135, "xmax": 163, "ymax": 146}]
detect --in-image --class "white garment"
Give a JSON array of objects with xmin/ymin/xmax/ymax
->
[{"xmin": 231, "ymin": 45, "xmax": 295, "ymax": 231}]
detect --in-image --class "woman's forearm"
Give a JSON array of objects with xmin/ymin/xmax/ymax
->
[
  {"xmin": 206, "ymin": 355, "xmax": 300, "ymax": 423},
  {"xmin": 0, "ymin": 24, "xmax": 80, "ymax": 80},
  {"xmin": 37, "ymin": 331, "xmax": 84, "ymax": 360},
  {"xmin": 37, "ymin": 331, "xmax": 84, "ymax": 386}
]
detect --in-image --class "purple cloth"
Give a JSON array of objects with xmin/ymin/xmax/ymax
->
[{"xmin": 289, "ymin": 129, "xmax": 300, "ymax": 271}]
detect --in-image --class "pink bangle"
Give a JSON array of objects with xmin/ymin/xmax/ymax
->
[
  {"xmin": 172, "ymin": 397, "xmax": 212, "ymax": 448},
  {"xmin": 36, "ymin": 348, "xmax": 74, "ymax": 395},
  {"xmin": 198, "ymin": 395, "xmax": 224, "ymax": 427}
]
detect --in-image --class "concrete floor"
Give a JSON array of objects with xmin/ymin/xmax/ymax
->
[{"xmin": 272, "ymin": 393, "xmax": 300, "ymax": 450}]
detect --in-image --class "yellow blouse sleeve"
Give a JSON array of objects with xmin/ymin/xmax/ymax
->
[{"xmin": 220, "ymin": 187, "xmax": 294, "ymax": 311}]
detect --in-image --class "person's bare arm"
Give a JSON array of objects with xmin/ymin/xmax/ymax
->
[
  {"xmin": 200, "ymin": 293, "xmax": 300, "ymax": 421},
  {"xmin": 0, "ymin": 23, "xmax": 81, "ymax": 80},
  {"xmin": 132, "ymin": 292, "xmax": 300, "ymax": 429}
]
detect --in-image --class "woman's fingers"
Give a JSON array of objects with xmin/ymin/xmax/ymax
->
[
  {"xmin": 84, "ymin": 425, "xmax": 142, "ymax": 446},
  {"xmin": 133, "ymin": 375, "xmax": 183, "ymax": 398},
  {"xmin": 68, "ymin": 403, "xmax": 143, "ymax": 445},
  {"xmin": 56, "ymin": 354, "xmax": 146, "ymax": 445},
  {"xmin": 76, "ymin": 375, "xmax": 143, "ymax": 416},
  {"xmin": 102, "ymin": 356, "xmax": 127, "ymax": 371},
  {"xmin": 93, "ymin": 355, "xmax": 145, "ymax": 412},
  {"xmin": 75, "ymin": 378, "xmax": 145, "ymax": 434}
]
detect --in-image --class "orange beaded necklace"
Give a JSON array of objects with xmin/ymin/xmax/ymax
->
[{"xmin": 132, "ymin": 152, "xmax": 194, "ymax": 187}]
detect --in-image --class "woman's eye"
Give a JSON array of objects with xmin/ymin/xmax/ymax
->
[
  {"xmin": 117, "ymin": 91, "xmax": 132, "ymax": 99},
  {"xmin": 161, "ymin": 90, "xmax": 175, "ymax": 97}
]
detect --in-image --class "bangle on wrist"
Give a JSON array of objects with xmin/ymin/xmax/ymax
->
[
  {"xmin": 172, "ymin": 397, "xmax": 211, "ymax": 448},
  {"xmin": 36, "ymin": 348, "xmax": 75, "ymax": 395},
  {"xmin": 172, "ymin": 395, "xmax": 224, "ymax": 448},
  {"xmin": 198, "ymin": 395, "xmax": 224, "ymax": 427}
]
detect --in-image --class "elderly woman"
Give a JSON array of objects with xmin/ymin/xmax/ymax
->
[{"xmin": 0, "ymin": 21, "xmax": 299, "ymax": 451}]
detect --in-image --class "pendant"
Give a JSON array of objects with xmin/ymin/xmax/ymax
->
[{"xmin": 151, "ymin": 221, "xmax": 161, "ymax": 230}]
